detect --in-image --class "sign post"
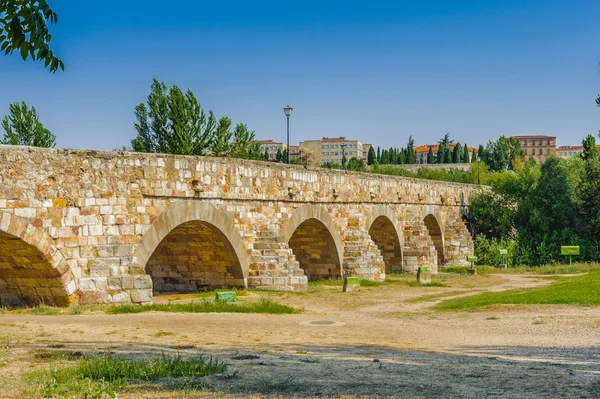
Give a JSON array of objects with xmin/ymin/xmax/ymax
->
[
  {"xmin": 499, "ymin": 249, "xmax": 508, "ymax": 268},
  {"xmin": 467, "ymin": 255, "xmax": 478, "ymax": 275},
  {"xmin": 560, "ymin": 246, "xmax": 580, "ymax": 265}
]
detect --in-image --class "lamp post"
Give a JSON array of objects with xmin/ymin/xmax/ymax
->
[
  {"xmin": 477, "ymin": 156, "xmax": 481, "ymax": 185},
  {"xmin": 340, "ymin": 144, "xmax": 347, "ymax": 169},
  {"xmin": 283, "ymin": 105, "xmax": 293, "ymax": 164}
]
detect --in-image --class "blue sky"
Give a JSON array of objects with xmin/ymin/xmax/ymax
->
[{"xmin": 1, "ymin": 0, "xmax": 599, "ymax": 150}]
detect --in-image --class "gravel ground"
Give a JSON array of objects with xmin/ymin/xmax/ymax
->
[{"xmin": 0, "ymin": 273, "xmax": 599, "ymax": 398}]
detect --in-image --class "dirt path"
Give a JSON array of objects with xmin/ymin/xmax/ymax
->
[{"xmin": 1, "ymin": 273, "xmax": 599, "ymax": 398}]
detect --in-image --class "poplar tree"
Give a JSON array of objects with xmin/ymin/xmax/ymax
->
[{"xmin": 1, "ymin": 101, "xmax": 55, "ymax": 147}]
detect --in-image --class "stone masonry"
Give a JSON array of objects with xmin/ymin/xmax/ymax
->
[{"xmin": 0, "ymin": 145, "xmax": 477, "ymax": 306}]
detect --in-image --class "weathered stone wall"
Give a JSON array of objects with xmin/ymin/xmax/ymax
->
[{"xmin": 0, "ymin": 145, "xmax": 477, "ymax": 306}]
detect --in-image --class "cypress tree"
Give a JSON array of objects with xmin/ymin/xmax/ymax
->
[
  {"xmin": 367, "ymin": 145, "xmax": 376, "ymax": 165},
  {"xmin": 436, "ymin": 145, "xmax": 444, "ymax": 164},
  {"xmin": 427, "ymin": 146, "xmax": 434, "ymax": 164}
]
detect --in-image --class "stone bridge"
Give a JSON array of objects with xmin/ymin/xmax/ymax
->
[{"xmin": 0, "ymin": 146, "xmax": 476, "ymax": 306}]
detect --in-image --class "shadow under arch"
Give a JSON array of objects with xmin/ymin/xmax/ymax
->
[
  {"xmin": 366, "ymin": 205, "xmax": 404, "ymax": 273},
  {"xmin": 134, "ymin": 201, "xmax": 249, "ymax": 292},
  {"xmin": 281, "ymin": 205, "xmax": 343, "ymax": 281},
  {"xmin": 0, "ymin": 212, "xmax": 75, "ymax": 306},
  {"xmin": 423, "ymin": 213, "xmax": 445, "ymax": 267}
]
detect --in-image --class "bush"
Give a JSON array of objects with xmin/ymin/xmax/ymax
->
[{"xmin": 473, "ymin": 235, "xmax": 517, "ymax": 266}]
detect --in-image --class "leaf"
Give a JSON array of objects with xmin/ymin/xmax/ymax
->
[{"xmin": 20, "ymin": 42, "xmax": 28, "ymax": 60}]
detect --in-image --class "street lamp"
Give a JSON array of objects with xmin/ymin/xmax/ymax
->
[
  {"xmin": 340, "ymin": 144, "xmax": 347, "ymax": 169},
  {"xmin": 477, "ymin": 156, "xmax": 481, "ymax": 185},
  {"xmin": 283, "ymin": 105, "xmax": 293, "ymax": 164}
]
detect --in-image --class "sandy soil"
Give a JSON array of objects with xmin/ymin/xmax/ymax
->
[{"xmin": 0, "ymin": 273, "xmax": 599, "ymax": 398}]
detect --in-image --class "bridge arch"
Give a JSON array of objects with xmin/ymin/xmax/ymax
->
[
  {"xmin": 282, "ymin": 205, "xmax": 343, "ymax": 281},
  {"xmin": 366, "ymin": 205, "xmax": 404, "ymax": 273},
  {"xmin": 134, "ymin": 201, "xmax": 249, "ymax": 292},
  {"xmin": 0, "ymin": 213, "xmax": 75, "ymax": 306},
  {"xmin": 423, "ymin": 212, "xmax": 445, "ymax": 267}
]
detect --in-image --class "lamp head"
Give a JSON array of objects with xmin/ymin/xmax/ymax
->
[{"xmin": 283, "ymin": 105, "xmax": 293, "ymax": 117}]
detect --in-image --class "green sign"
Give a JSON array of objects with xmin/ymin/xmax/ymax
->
[
  {"xmin": 467, "ymin": 256, "xmax": 478, "ymax": 262},
  {"xmin": 215, "ymin": 291, "xmax": 237, "ymax": 302},
  {"xmin": 344, "ymin": 277, "xmax": 359, "ymax": 285},
  {"xmin": 561, "ymin": 246, "xmax": 580, "ymax": 256},
  {"xmin": 499, "ymin": 249, "xmax": 508, "ymax": 255}
]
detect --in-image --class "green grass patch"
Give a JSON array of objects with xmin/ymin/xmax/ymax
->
[
  {"xmin": 434, "ymin": 270, "xmax": 600, "ymax": 311},
  {"xmin": 191, "ymin": 287, "xmax": 248, "ymax": 299},
  {"xmin": 26, "ymin": 353, "xmax": 225, "ymax": 398},
  {"xmin": 107, "ymin": 297, "xmax": 301, "ymax": 315},
  {"xmin": 493, "ymin": 263, "xmax": 600, "ymax": 275},
  {"xmin": 307, "ymin": 279, "xmax": 343, "ymax": 286},
  {"xmin": 27, "ymin": 305, "xmax": 61, "ymax": 316},
  {"xmin": 358, "ymin": 279, "xmax": 383, "ymax": 287},
  {"xmin": 405, "ymin": 281, "xmax": 447, "ymax": 287}
]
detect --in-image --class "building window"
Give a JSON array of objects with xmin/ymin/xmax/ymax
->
[
  {"xmin": 523, "ymin": 140, "xmax": 528, "ymax": 146},
  {"xmin": 539, "ymin": 149, "xmax": 542, "ymax": 155}
]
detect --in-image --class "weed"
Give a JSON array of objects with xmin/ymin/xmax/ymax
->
[
  {"xmin": 34, "ymin": 350, "xmax": 84, "ymax": 361},
  {"xmin": 359, "ymin": 279, "xmax": 382, "ymax": 287},
  {"xmin": 406, "ymin": 281, "xmax": 447, "ymax": 287},
  {"xmin": 107, "ymin": 297, "xmax": 301, "ymax": 315},
  {"xmin": 308, "ymin": 279, "xmax": 343, "ymax": 287},
  {"xmin": 154, "ymin": 331, "xmax": 175, "ymax": 337},
  {"xmin": 28, "ymin": 305, "xmax": 61, "ymax": 315},
  {"xmin": 48, "ymin": 343, "xmax": 66, "ymax": 348},
  {"xmin": 78, "ymin": 353, "xmax": 226, "ymax": 382}
]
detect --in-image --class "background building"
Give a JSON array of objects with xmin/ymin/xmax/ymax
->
[
  {"xmin": 257, "ymin": 139, "xmax": 287, "ymax": 161},
  {"xmin": 511, "ymin": 135, "xmax": 557, "ymax": 164},
  {"xmin": 557, "ymin": 145, "xmax": 583, "ymax": 159},
  {"xmin": 299, "ymin": 137, "xmax": 365, "ymax": 165}
]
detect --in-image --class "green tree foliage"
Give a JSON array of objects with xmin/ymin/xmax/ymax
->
[
  {"xmin": 481, "ymin": 136, "xmax": 524, "ymax": 171},
  {"xmin": 470, "ymin": 154, "xmax": 598, "ymax": 266},
  {"xmin": 346, "ymin": 157, "xmax": 366, "ymax": 172},
  {"xmin": 0, "ymin": 0, "xmax": 63, "ymax": 71},
  {"xmin": 1, "ymin": 101, "xmax": 55, "ymax": 147},
  {"xmin": 462, "ymin": 144, "xmax": 470, "ymax": 162},
  {"xmin": 471, "ymin": 149, "xmax": 477, "ymax": 163},
  {"xmin": 367, "ymin": 145, "xmax": 375, "ymax": 165},
  {"xmin": 376, "ymin": 146, "xmax": 381, "ymax": 163},
  {"xmin": 575, "ymin": 134, "xmax": 600, "ymax": 252},
  {"xmin": 427, "ymin": 146, "xmax": 434, "ymax": 164},
  {"xmin": 405, "ymin": 136, "xmax": 416, "ymax": 164},
  {"xmin": 452, "ymin": 142, "xmax": 461, "ymax": 163},
  {"xmin": 275, "ymin": 148, "xmax": 283, "ymax": 162},
  {"xmin": 131, "ymin": 78, "xmax": 260, "ymax": 159},
  {"xmin": 436, "ymin": 145, "xmax": 444, "ymax": 164}
]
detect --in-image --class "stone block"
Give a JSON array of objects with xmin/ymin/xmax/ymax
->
[{"xmin": 130, "ymin": 289, "xmax": 152, "ymax": 303}]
